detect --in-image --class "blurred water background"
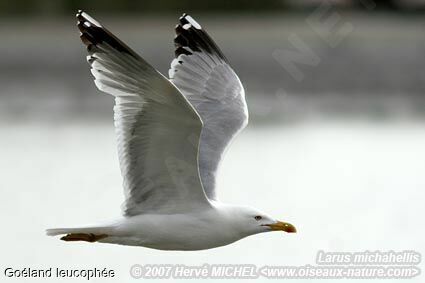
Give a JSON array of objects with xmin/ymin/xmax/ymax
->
[{"xmin": 0, "ymin": 1, "xmax": 424, "ymax": 282}]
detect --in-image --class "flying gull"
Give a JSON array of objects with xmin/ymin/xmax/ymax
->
[{"xmin": 46, "ymin": 11, "xmax": 296, "ymax": 250}]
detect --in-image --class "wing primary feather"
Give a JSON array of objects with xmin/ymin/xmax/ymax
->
[
  {"xmin": 76, "ymin": 10, "xmax": 139, "ymax": 58},
  {"xmin": 174, "ymin": 14, "xmax": 227, "ymax": 62}
]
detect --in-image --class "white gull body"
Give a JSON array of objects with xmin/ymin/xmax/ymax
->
[{"xmin": 46, "ymin": 11, "xmax": 296, "ymax": 250}]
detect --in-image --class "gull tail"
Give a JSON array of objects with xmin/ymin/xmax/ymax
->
[{"xmin": 46, "ymin": 226, "xmax": 112, "ymax": 242}]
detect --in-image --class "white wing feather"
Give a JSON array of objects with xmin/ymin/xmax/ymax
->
[
  {"xmin": 169, "ymin": 14, "xmax": 249, "ymax": 200},
  {"xmin": 77, "ymin": 11, "xmax": 211, "ymax": 216}
]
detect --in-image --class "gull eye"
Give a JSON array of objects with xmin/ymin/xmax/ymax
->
[{"xmin": 254, "ymin": 215, "xmax": 262, "ymax": 221}]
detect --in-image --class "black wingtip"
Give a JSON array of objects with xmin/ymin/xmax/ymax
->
[
  {"xmin": 76, "ymin": 9, "xmax": 85, "ymax": 21},
  {"xmin": 76, "ymin": 10, "xmax": 90, "ymax": 31},
  {"xmin": 173, "ymin": 14, "xmax": 227, "ymax": 62},
  {"xmin": 76, "ymin": 11, "xmax": 138, "ymax": 58}
]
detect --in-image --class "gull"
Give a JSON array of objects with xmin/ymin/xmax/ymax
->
[{"xmin": 46, "ymin": 11, "xmax": 296, "ymax": 250}]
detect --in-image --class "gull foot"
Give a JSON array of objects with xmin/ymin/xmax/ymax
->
[{"xmin": 60, "ymin": 233, "xmax": 108, "ymax": 242}]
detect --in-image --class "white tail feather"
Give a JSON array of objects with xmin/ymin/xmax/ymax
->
[{"xmin": 46, "ymin": 226, "xmax": 111, "ymax": 236}]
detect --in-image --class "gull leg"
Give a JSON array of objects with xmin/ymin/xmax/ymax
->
[{"xmin": 60, "ymin": 233, "xmax": 108, "ymax": 242}]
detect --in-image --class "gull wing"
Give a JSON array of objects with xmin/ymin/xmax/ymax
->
[
  {"xmin": 168, "ymin": 14, "xmax": 249, "ymax": 200},
  {"xmin": 77, "ymin": 11, "xmax": 211, "ymax": 216}
]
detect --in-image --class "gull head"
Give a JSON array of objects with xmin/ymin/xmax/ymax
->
[{"xmin": 221, "ymin": 205, "xmax": 297, "ymax": 237}]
